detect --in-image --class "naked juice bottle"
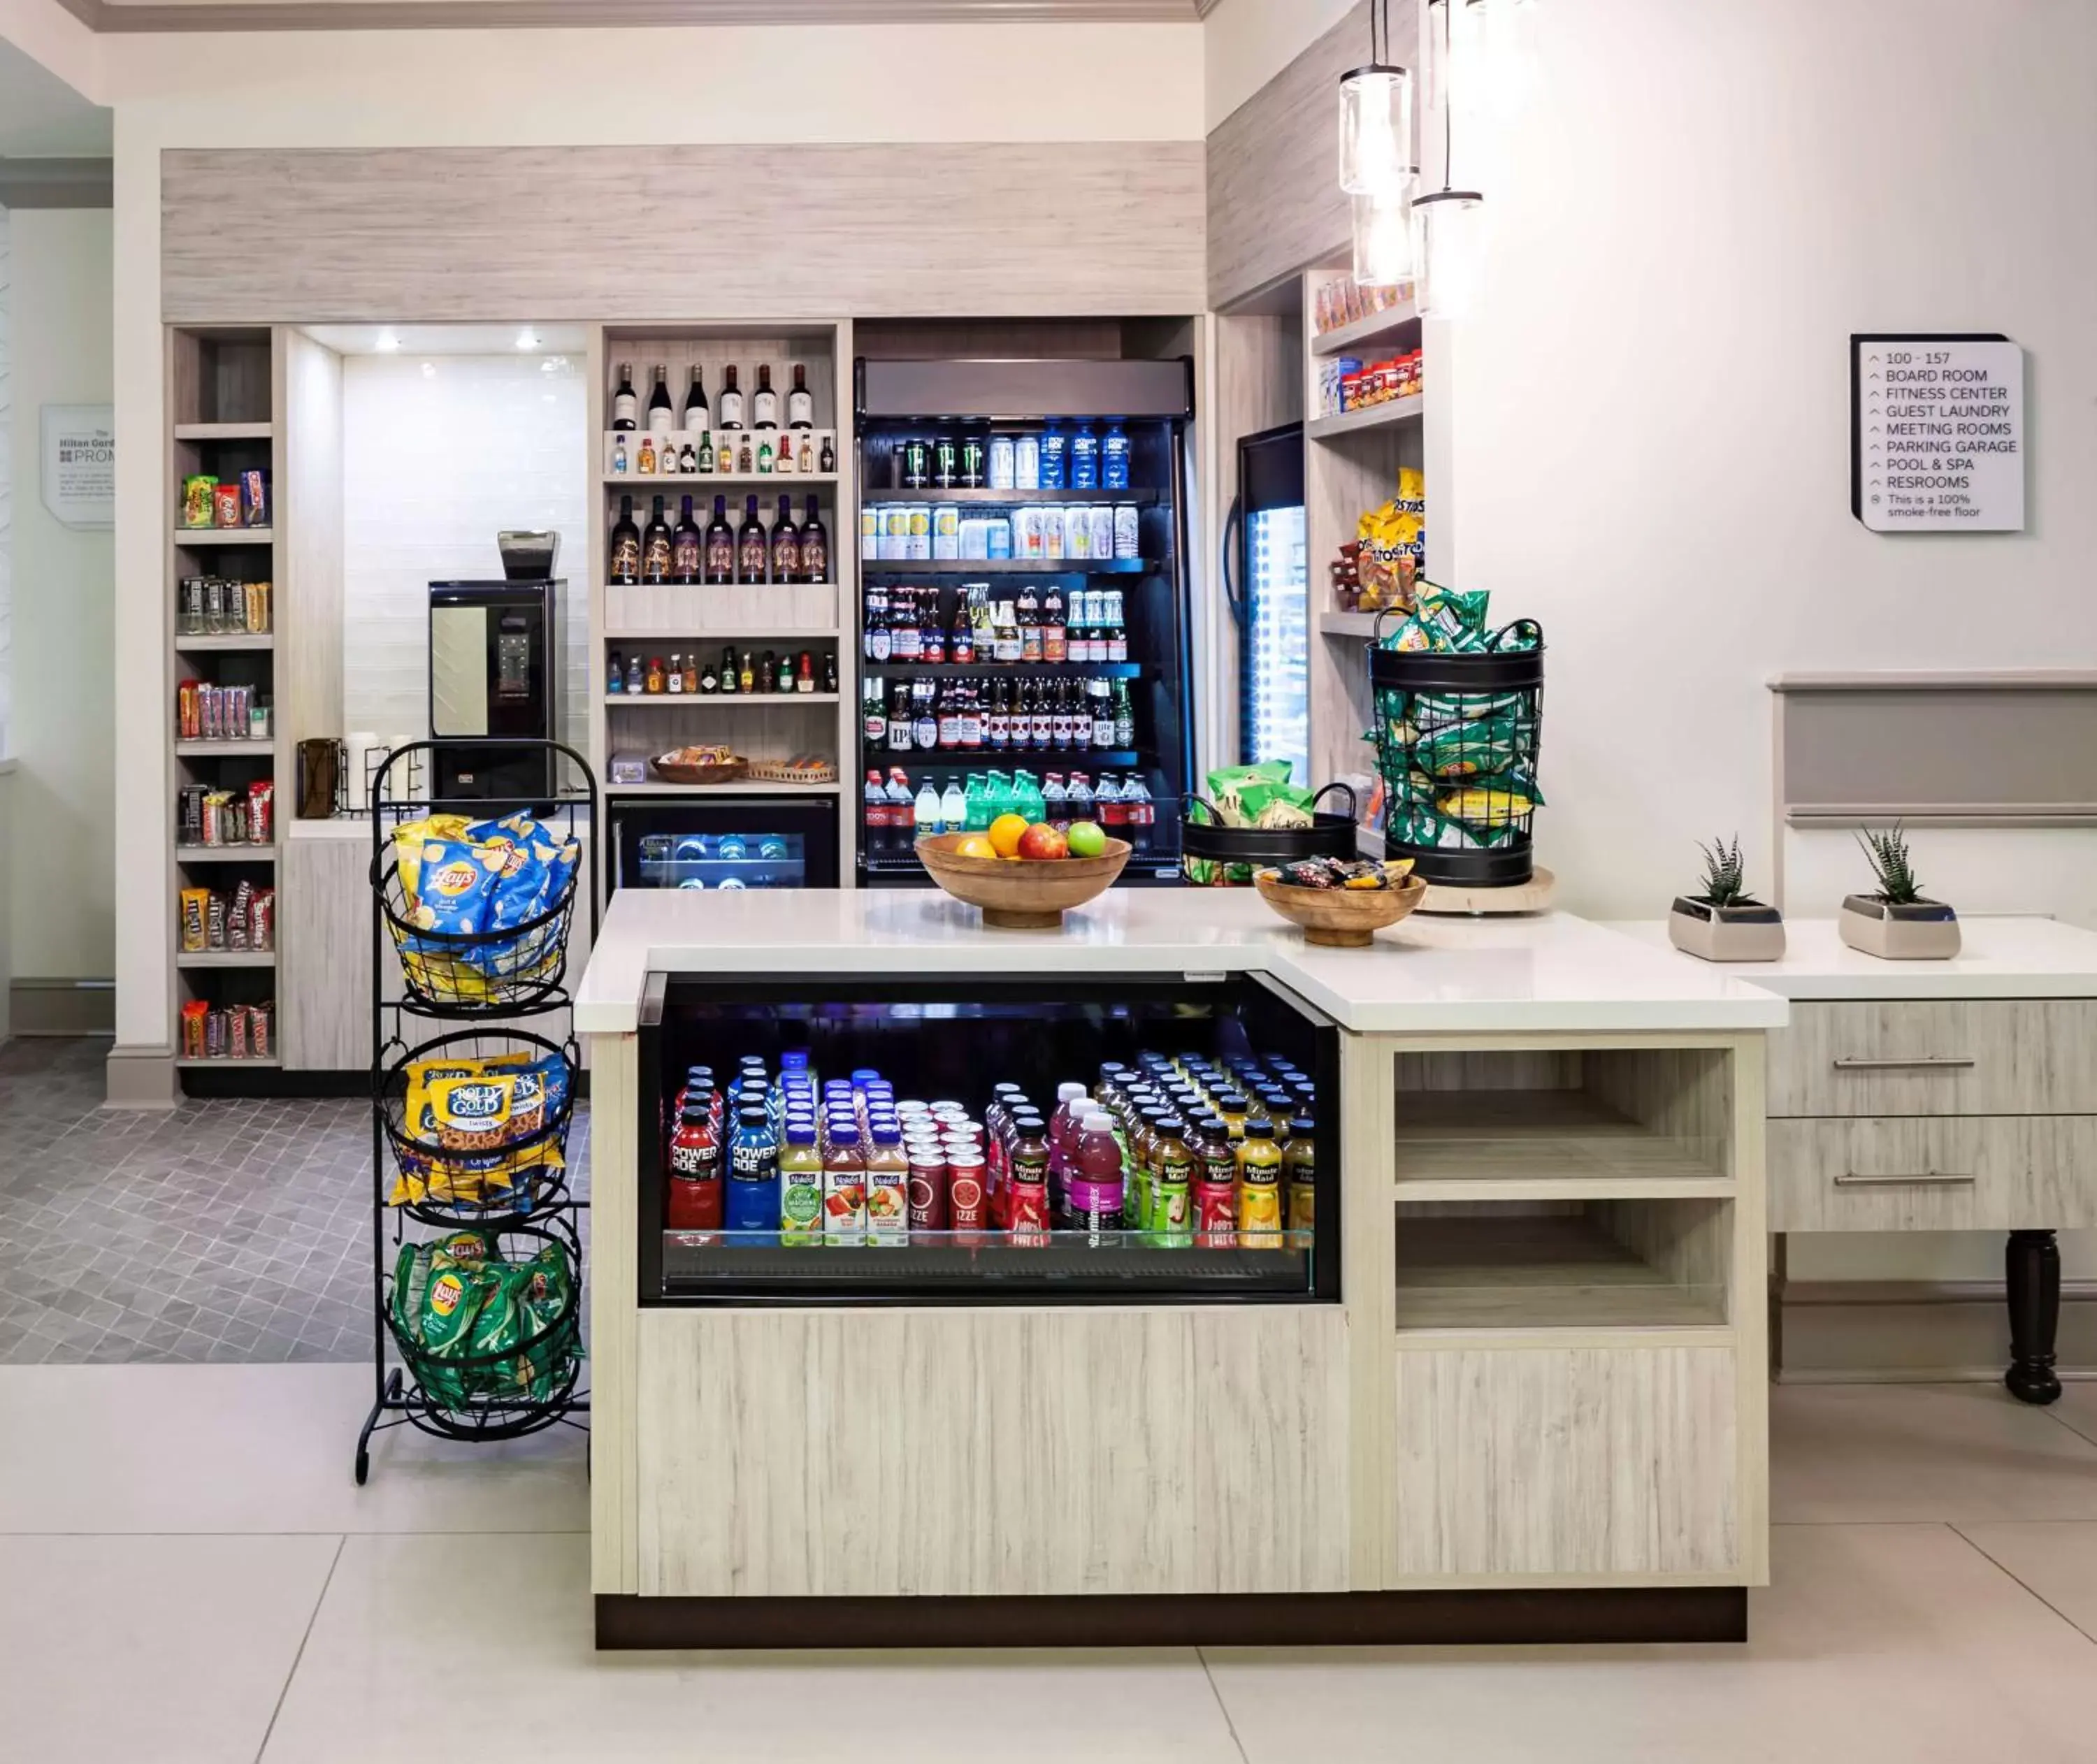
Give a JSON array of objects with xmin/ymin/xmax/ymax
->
[
  {"xmin": 865, "ymin": 1122, "xmax": 910, "ymax": 1245},
  {"xmin": 823, "ymin": 1125, "xmax": 867, "ymax": 1245},
  {"xmin": 1236, "ymin": 1118, "xmax": 1283, "ymax": 1248},
  {"xmin": 779, "ymin": 1122, "xmax": 823, "ymax": 1247}
]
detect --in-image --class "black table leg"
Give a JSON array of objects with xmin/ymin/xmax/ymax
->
[{"xmin": 2005, "ymin": 1229, "xmax": 2063, "ymax": 1405}]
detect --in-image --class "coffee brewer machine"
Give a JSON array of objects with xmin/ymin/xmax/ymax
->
[{"xmin": 428, "ymin": 532, "xmax": 564, "ymax": 802}]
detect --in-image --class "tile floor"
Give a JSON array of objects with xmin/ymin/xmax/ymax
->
[
  {"xmin": 0, "ymin": 1038, "xmax": 588, "ymax": 1366},
  {"xmin": 1, "ymin": 1368, "xmax": 2094, "ymax": 1763}
]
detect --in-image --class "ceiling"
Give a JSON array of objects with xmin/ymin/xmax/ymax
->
[
  {"xmin": 0, "ymin": 38, "xmax": 110, "ymax": 157},
  {"xmin": 57, "ymin": 0, "xmax": 1203, "ymax": 29},
  {"xmin": 302, "ymin": 322, "xmax": 592, "ymax": 355}
]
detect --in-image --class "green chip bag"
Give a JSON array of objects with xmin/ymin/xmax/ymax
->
[{"xmin": 1206, "ymin": 760, "xmax": 1294, "ymax": 827}]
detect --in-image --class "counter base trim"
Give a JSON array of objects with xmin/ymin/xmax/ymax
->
[{"xmin": 593, "ymin": 1588, "xmax": 1748, "ymax": 1650}]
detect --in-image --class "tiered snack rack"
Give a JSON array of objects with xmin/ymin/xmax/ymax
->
[{"xmin": 354, "ymin": 739, "xmax": 598, "ymax": 1484}]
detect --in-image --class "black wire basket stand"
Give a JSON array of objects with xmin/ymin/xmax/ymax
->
[
  {"xmin": 1181, "ymin": 783, "xmax": 1363, "ymax": 885},
  {"xmin": 1368, "ymin": 614, "xmax": 1546, "ymax": 888},
  {"xmin": 356, "ymin": 739, "xmax": 598, "ymax": 1483}
]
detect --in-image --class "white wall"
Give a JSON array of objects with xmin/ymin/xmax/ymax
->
[
  {"xmin": 1204, "ymin": 0, "xmax": 1357, "ymax": 131},
  {"xmin": 7, "ymin": 206, "xmax": 114, "ymax": 985},
  {"xmin": 341, "ymin": 352, "xmax": 588, "ymax": 755}
]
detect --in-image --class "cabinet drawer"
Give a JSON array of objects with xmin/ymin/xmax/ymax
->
[
  {"xmin": 1768, "ymin": 1115, "xmax": 2097, "ymax": 1232},
  {"xmin": 1767, "ymin": 999, "xmax": 2097, "ymax": 1118}
]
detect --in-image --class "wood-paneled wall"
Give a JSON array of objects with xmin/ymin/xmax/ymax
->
[
  {"xmin": 1206, "ymin": 1, "xmax": 1416, "ymax": 310},
  {"xmin": 161, "ymin": 145, "xmax": 1206, "ymax": 324}
]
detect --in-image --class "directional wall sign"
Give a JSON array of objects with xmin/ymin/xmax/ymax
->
[{"xmin": 1852, "ymin": 333, "xmax": 2024, "ymax": 533}]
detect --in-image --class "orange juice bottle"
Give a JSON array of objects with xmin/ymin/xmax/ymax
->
[
  {"xmin": 1235, "ymin": 1118, "xmax": 1282, "ymax": 1248},
  {"xmin": 1283, "ymin": 1116, "xmax": 1316, "ymax": 1237}
]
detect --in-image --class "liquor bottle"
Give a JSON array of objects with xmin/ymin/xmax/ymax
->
[
  {"xmin": 612, "ymin": 361, "xmax": 639, "ymax": 431},
  {"xmin": 819, "ymin": 433, "xmax": 837, "ymax": 473},
  {"xmin": 703, "ymin": 495, "xmax": 736, "ymax": 585},
  {"xmin": 787, "ymin": 363, "xmax": 814, "ymax": 429},
  {"xmin": 753, "ymin": 365, "xmax": 780, "ymax": 429},
  {"xmin": 672, "ymin": 495, "xmax": 702, "ymax": 584},
  {"xmin": 776, "ymin": 435, "xmax": 795, "ymax": 475},
  {"xmin": 648, "ymin": 365, "xmax": 675, "ymax": 438},
  {"xmin": 719, "ymin": 365, "xmax": 745, "ymax": 430},
  {"xmin": 637, "ymin": 435, "xmax": 656, "ymax": 475},
  {"xmin": 612, "ymin": 435, "xmax": 628, "ymax": 474},
  {"xmin": 757, "ymin": 438, "xmax": 774, "ymax": 474},
  {"xmin": 797, "ymin": 650, "xmax": 814, "ymax": 694},
  {"xmin": 719, "ymin": 643, "xmax": 739, "ymax": 693},
  {"xmin": 739, "ymin": 649, "xmax": 756, "ymax": 694},
  {"xmin": 607, "ymin": 650, "xmax": 626, "ymax": 692},
  {"xmin": 770, "ymin": 495, "xmax": 800, "ymax": 584},
  {"xmin": 626, "ymin": 654, "xmax": 644, "ymax": 694},
  {"xmin": 887, "ymin": 681, "xmax": 912, "ymax": 751},
  {"xmin": 642, "ymin": 496, "xmax": 673, "ymax": 584},
  {"xmin": 823, "ymin": 651, "xmax": 838, "ymax": 694},
  {"xmin": 799, "ymin": 495, "xmax": 828, "ymax": 584},
  {"xmin": 667, "ymin": 652, "xmax": 685, "ymax": 695},
  {"xmin": 737, "ymin": 494, "xmax": 768, "ymax": 584},
  {"xmin": 696, "ymin": 431, "xmax": 716, "ymax": 473},
  {"xmin": 679, "ymin": 440, "xmax": 697, "ymax": 473},
  {"xmin": 700, "ymin": 653, "xmax": 719, "ymax": 693},
  {"xmin": 738, "ymin": 437, "xmax": 755, "ymax": 474},
  {"xmin": 682, "ymin": 654, "xmax": 699, "ymax": 694},
  {"xmin": 610, "ymin": 494, "xmax": 641, "ymax": 585},
  {"xmin": 764, "ymin": 649, "xmax": 781, "ymax": 694},
  {"xmin": 1112, "ymin": 679, "xmax": 1135, "ymax": 749},
  {"xmin": 798, "ymin": 435, "xmax": 815, "ymax": 473},
  {"xmin": 683, "ymin": 366, "xmax": 710, "ymax": 433}
]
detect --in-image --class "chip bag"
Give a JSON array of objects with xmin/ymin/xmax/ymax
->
[
  {"xmin": 393, "ymin": 816, "xmax": 473, "ymax": 902},
  {"xmin": 406, "ymin": 839, "xmax": 505, "ymax": 935},
  {"xmin": 1206, "ymin": 761, "xmax": 1295, "ymax": 828}
]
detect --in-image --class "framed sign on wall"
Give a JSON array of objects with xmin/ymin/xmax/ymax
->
[
  {"xmin": 39, "ymin": 404, "xmax": 115, "ymax": 531},
  {"xmin": 1851, "ymin": 333, "xmax": 2024, "ymax": 534}
]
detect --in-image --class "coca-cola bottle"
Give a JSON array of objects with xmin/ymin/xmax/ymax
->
[{"xmin": 863, "ymin": 769, "xmax": 891, "ymax": 857}]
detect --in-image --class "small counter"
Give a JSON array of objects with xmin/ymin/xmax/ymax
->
[{"xmin": 582, "ymin": 892, "xmax": 1784, "ymax": 1649}]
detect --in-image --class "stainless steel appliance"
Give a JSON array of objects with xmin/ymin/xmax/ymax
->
[{"xmin": 428, "ymin": 577, "xmax": 564, "ymax": 802}]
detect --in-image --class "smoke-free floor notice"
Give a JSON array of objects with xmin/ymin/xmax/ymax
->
[{"xmin": 1850, "ymin": 333, "xmax": 2024, "ymax": 533}]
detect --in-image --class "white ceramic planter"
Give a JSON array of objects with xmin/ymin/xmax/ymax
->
[
  {"xmin": 1667, "ymin": 897, "xmax": 1787, "ymax": 963},
  {"xmin": 1837, "ymin": 893, "xmax": 1961, "ymax": 960}
]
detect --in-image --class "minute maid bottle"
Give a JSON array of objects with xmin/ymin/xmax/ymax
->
[{"xmin": 726, "ymin": 1104, "xmax": 781, "ymax": 1243}]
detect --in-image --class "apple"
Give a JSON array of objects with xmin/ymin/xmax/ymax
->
[
  {"xmin": 1017, "ymin": 822, "xmax": 1069, "ymax": 861},
  {"xmin": 1065, "ymin": 820, "xmax": 1107, "ymax": 859}
]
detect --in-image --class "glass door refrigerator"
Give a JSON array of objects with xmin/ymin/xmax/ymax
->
[
  {"xmin": 853, "ymin": 356, "xmax": 1197, "ymax": 886},
  {"xmin": 607, "ymin": 796, "xmax": 841, "ymax": 894},
  {"xmin": 1227, "ymin": 424, "xmax": 1309, "ymax": 779}
]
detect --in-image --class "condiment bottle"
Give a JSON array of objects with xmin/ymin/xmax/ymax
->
[
  {"xmin": 1284, "ymin": 1117, "xmax": 1317, "ymax": 1236},
  {"xmin": 1235, "ymin": 1118, "xmax": 1283, "ymax": 1248}
]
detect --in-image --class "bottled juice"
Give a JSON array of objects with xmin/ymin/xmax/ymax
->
[
  {"xmin": 667, "ymin": 1098, "xmax": 721, "ymax": 1230},
  {"xmin": 779, "ymin": 1122, "xmax": 823, "ymax": 1245},
  {"xmin": 726, "ymin": 1104, "xmax": 780, "ymax": 1238},
  {"xmin": 1190, "ymin": 1114, "xmax": 1237, "ymax": 1248},
  {"xmin": 865, "ymin": 1122, "xmax": 910, "ymax": 1245},
  {"xmin": 1148, "ymin": 1113, "xmax": 1194, "ymax": 1247},
  {"xmin": 1236, "ymin": 1118, "xmax": 1283, "ymax": 1248},
  {"xmin": 1007, "ymin": 1110, "xmax": 1051, "ymax": 1243},
  {"xmin": 1067, "ymin": 1108, "xmax": 1125, "ymax": 1242},
  {"xmin": 1215, "ymin": 1091, "xmax": 1248, "ymax": 1141},
  {"xmin": 823, "ymin": 1125, "xmax": 867, "ymax": 1245},
  {"xmin": 1048, "ymin": 1082, "xmax": 1089, "ymax": 1216},
  {"xmin": 948, "ymin": 1145, "xmax": 987, "ymax": 1241},
  {"xmin": 907, "ymin": 1136, "xmax": 949, "ymax": 1233},
  {"xmin": 1129, "ymin": 1106, "xmax": 1168, "ymax": 1231},
  {"xmin": 1284, "ymin": 1115, "xmax": 1317, "ymax": 1236}
]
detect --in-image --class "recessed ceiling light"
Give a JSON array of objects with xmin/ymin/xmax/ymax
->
[
  {"xmin": 375, "ymin": 329, "xmax": 400, "ymax": 352},
  {"xmin": 517, "ymin": 328, "xmax": 539, "ymax": 350},
  {"xmin": 421, "ymin": 361, "xmax": 437, "ymax": 378}
]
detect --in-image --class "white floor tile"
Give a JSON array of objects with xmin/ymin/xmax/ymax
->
[
  {"xmin": 0, "ymin": 1533, "xmax": 340, "ymax": 1764},
  {"xmin": 0, "ymin": 1364, "xmax": 585, "ymax": 1535},
  {"xmin": 1206, "ymin": 1525, "xmax": 2097, "ymax": 1764},
  {"xmin": 1957, "ymin": 1521, "xmax": 2097, "ymax": 1642},
  {"xmin": 2045, "ymin": 1380, "xmax": 2097, "ymax": 1447},
  {"xmin": 1771, "ymin": 1380, "xmax": 2097, "ymax": 1522},
  {"xmin": 260, "ymin": 1533, "xmax": 1243, "ymax": 1764}
]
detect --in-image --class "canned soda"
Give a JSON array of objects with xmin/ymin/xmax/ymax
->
[
  {"xmin": 1010, "ymin": 507, "xmax": 1039, "ymax": 558},
  {"xmin": 860, "ymin": 506, "xmax": 879, "ymax": 560},
  {"xmin": 905, "ymin": 504, "xmax": 932, "ymax": 561},
  {"xmin": 880, "ymin": 505, "xmax": 910, "ymax": 561},
  {"xmin": 907, "ymin": 1148, "xmax": 949, "ymax": 1232},
  {"xmin": 948, "ymin": 1148, "xmax": 986, "ymax": 1241},
  {"xmin": 1088, "ymin": 505, "xmax": 1114, "ymax": 561},
  {"xmin": 988, "ymin": 435, "xmax": 1016, "ymax": 489},
  {"xmin": 1014, "ymin": 432, "xmax": 1042, "ymax": 489},
  {"xmin": 960, "ymin": 436, "xmax": 986, "ymax": 489},
  {"xmin": 901, "ymin": 438, "xmax": 931, "ymax": 489},
  {"xmin": 932, "ymin": 435, "xmax": 958, "ymax": 489},
  {"xmin": 1064, "ymin": 507, "xmax": 1090, "ymax": 560},
  {"xmin": 1114, "ymin": 503, "xmax": 1141, "ymax": 559}
]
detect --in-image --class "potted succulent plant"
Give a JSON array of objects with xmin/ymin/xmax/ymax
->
[
  {"xmin": 1838, "ymin": 823, "xmax": 1961, "ymax": 960},
  {"xmin": 1668, "ymin": 834, "xmax": 1785, "ymax": 962}
]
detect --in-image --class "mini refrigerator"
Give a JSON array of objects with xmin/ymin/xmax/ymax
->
[
  {"xmin": 1227, "ymin": 424, "xmax": 1309, "ymax": 779},
  {"xmin": 608, "ymin": 797, "xmax": 841, "ymax": 893}
]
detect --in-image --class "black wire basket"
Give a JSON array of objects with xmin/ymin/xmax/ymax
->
[
  {"xmin": 376, "ymin": 1027, "xmax": 579, "ymax": 1227},
  {"xmin": 1181, "ymin": 783, "xmax": 1363, "ymax": 885},
  {"xmin": 384, "ymin": 1219, "xmax": 582, "ymax": 1438},
  {"xmin": 373, "ymin": 849, "xmax": 580, "ymax": 1016},
  {"xmin": 1369, "ymin": 614, "xmax": 1545, "ymax": 887}
]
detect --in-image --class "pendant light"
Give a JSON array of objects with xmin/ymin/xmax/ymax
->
[
  {"xmin": 1338, "ymin": 0, "xmax": 1412, "ymax": 196},
  {"xmin": 1352, "ymin": 186, "xmax": 1416, "ymax": 288},
  {"xmin": 1413, "ymin": 0, "xmax": 1486, "ymax": 318}
]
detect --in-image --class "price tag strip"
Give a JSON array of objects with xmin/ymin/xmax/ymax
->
[{"xmin": 1851, "ymin": 332, "xmax": 2025, "ymax": 533}]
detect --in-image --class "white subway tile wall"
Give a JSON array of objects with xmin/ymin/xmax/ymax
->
[{"xmin": 341, "ymin": 353, "xmax": 588, "ymax": 754}]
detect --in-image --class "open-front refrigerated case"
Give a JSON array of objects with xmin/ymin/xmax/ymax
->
[
  {"xmin": 637, "ymin": 971, "xmax": 1338, "ymax": 1305},
  {"xmin": 1228, "ymin": 422, "xmax": 1309, "ymax": 777},
  {"xmin": 853, "ymin": 357, "xmax": 1196, "ymax": 886}
]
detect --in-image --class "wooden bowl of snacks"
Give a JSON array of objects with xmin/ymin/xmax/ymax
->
[
  {"xmin": 1255, "ymin": 858, "xmax": 1425, "ymax": 947},
  {"xmin": 916, "ymin": 831, "xmax": 1130, "ymax": 930},
  {"xmin": 651, "ymin": 746, "xmax": 748, "ymax": 787}
]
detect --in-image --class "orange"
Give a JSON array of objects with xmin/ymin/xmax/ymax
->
[{"xmin": 987, "ymin": 813, "xmax": 1031, "ymax": 859}]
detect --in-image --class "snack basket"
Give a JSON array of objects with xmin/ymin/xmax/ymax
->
[
  {"xmin": 1181, "ymin": 783, "xmax": 1362, "ymax": 886},
  {"xmin": 375, "ymin": 1027, "xmax": 580, "ymax": 1227},
  {"xmin": 373, "ymin": 851, "xmax": 580, "ymax": 1015},
  {"xmin": 1369, "ymin": 614, "xmax": 1545, "ymax": 887}
]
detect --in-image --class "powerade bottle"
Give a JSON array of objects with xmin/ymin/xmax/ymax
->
[
  {"xmin": 726, "ymin": 1104, "xmax": 781, "ymax": 1241},
  {"xmin": 1102, "ymin": 421, "xmax": 1131, "ymax": 491},
  {"xmin": 1069, "ymin": 421, "xmax": 1100, "ymax": 491},
  {"xmin": 1039, "ymin": 419, "xmax": 1067, "ymax": 489}
]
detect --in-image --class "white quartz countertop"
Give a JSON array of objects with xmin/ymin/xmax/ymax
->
[
  {"xmin": 1605, "ymin": 916, "xmax": 2097, "ymax": 999},
  {"xmin": 575, "ymin": 890, "xmax": 1789, "ymax": 1036}
]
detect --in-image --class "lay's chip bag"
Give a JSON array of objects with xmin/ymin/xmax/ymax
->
[{"xmin": 407, "ymin": 839, "xmax": 505, "ymax": 935}]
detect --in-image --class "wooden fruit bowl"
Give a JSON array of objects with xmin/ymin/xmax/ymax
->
[
  {"xmin": 916, "ymin": 832, "xmax": 1131, "ymax": 930},
  {"xmin": 1254, "ymin": 870, "xmax": 1427, "ymax": 947},
  {"xmin": 650, "ymin": 754, "xmax": 748, "ymax": 787}
]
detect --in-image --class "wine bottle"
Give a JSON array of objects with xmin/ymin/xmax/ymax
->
[
  {"xmin": 770, "ymin": 494, "xmax": 800, "ymax": 584},
  {"xmin": 612, "ymin": 362, "xmax": 638, "ymax": 431},
  {"xmin": 719, "ymin": 365, "xmax": 745, "ymax": 431},
  {"xmin": 642, "ymin": 496, "xmax": 672, "ymax": 584},
  {"xmin": 753, "ymin": 364, "xmax": 780, "ymax": 429},
  {"xmin": 787, "ymin": 363, "xmax": 814, "ymax": 429},
  {"xmin": 703, "ymin": 495, "xmax": 736, "ymax": 586},
  {"xmin": 647, "ymin": 364, "xmax": 674, "ymax": 438},
  {"xmin": 672, "ymin": 495, "xmax": 702, "ymax": 584},
  {"xmin": 798, "ymin": 493, "xmax": 829, "ymax": 585},
  {"xmin": 682, "ymin": 366, "xmax": 710, "ymax": 433},
  {"xmin": 737, "ymin": 494, "xmax": 768, "ymax": 584},
  {"xmin": 610, "ymin": 495, "xmax": 641, "ymax": 585}
]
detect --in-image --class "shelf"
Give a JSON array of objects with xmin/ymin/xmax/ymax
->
[
  {"xmin": 867, "ymin": 487, "xmax": 1162, "ymax": 505},
  {"xmin": 1393, "ymin": 1213, "xmax": 1729, "ymax": 1333},
  {"xmin": 1392, "ymin": 1090, "xmax": 1730, "ymax": 1200},
  {"xmin": 870, "ymin": 661, "xmax": 1141, "ymax": 679},
  {"xmin": 606, "ymin": 779, "xmax": 842, "ymax": 797},
  {"xmin": 605, "ymin": 626, "xmax": 842, "ymax": 642},
  {"xmin": 175, "ymin": 739, "xmax": 275, "ymax": 758},
  {"xmin": 175, "ymin": 633, "xmax": 275, "ymax": 652},
  {"xmin": 864, "ymin": 747, "xmax": 1141, "ymax": 769},
  {"xmin": 603, "ymin": 472, "xmax": 838, "ymax": 486},
  {"xmin": 1311, "ymin": 302, "xmax": 1421, "ymax": 358},
  {"xmin": 862, "ymin": 558, "xmax": 1149, "ymax": 576},
  {"xmin": 173, "ymin": 421, "xmax": 274, "ymax": 442},
  {"xmin": 177, "ymin": 951, "xmax": 276, "ymax": 969},
  {"xmin": 607, "ymin": 693, "xmax": 839, "ymax": 707},
  {"xmin": 176, "ymin": 1057, "xmax": 282, "ymax": 1070},
  {"xmin": 176, "ymin": 845, "xmax": 278, "ymax": 863},
  {"xmin": 1318, "ymin": 612, "xmax": 1383, "ymax": 639},
  {"xmin": 173, "ymin": 528, "xmax": 273, "ymax": 547},
  {"xmin": 1306, "ymin": 396, "xmax": 1425, "ymax": 442}
]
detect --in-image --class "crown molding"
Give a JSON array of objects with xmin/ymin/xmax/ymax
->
[
  {"xmin": 59, "ymin": 0, "xmax": 1201, "ymax": 29},
  {"xmin": 0, "ymin": 156, "xmax": 113, "ymax": 207}
]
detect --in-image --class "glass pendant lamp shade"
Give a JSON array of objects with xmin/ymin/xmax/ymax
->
[
  {"xmin": 1339, "ymin": 64, "xmax": 1413, "ymax": 194},
  {"xmin": 1351, "ymin": 183, "xmax": 1418, "ymax": 287},
  {"xmin": 1411, "ymin": 188, "xmax": 1485, "ymax": 317}
]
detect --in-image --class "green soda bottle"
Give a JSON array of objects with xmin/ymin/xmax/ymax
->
[
  {"xmin": 1011, "ymin": 768, "xmax": 1044, "ymax": 825},
  {"xmin": 963, "ymin": 773, "xmax": 988, "ymax": 832}
]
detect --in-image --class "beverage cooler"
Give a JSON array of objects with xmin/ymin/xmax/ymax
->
[
  {"xmin": 607, "ymin": 795, "xmax": 841, "ymax": 893},
  {"xmin": 853, "ymin": 356, "xmax": 1197, "ymax": 887},
  {"xmin": 1226, "ymin": 424, "xmax": 1309, "ymax": 778},
  {"xmin": 636, "ymin": 971, "xmax": 1337, "ymax": 1303}
]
